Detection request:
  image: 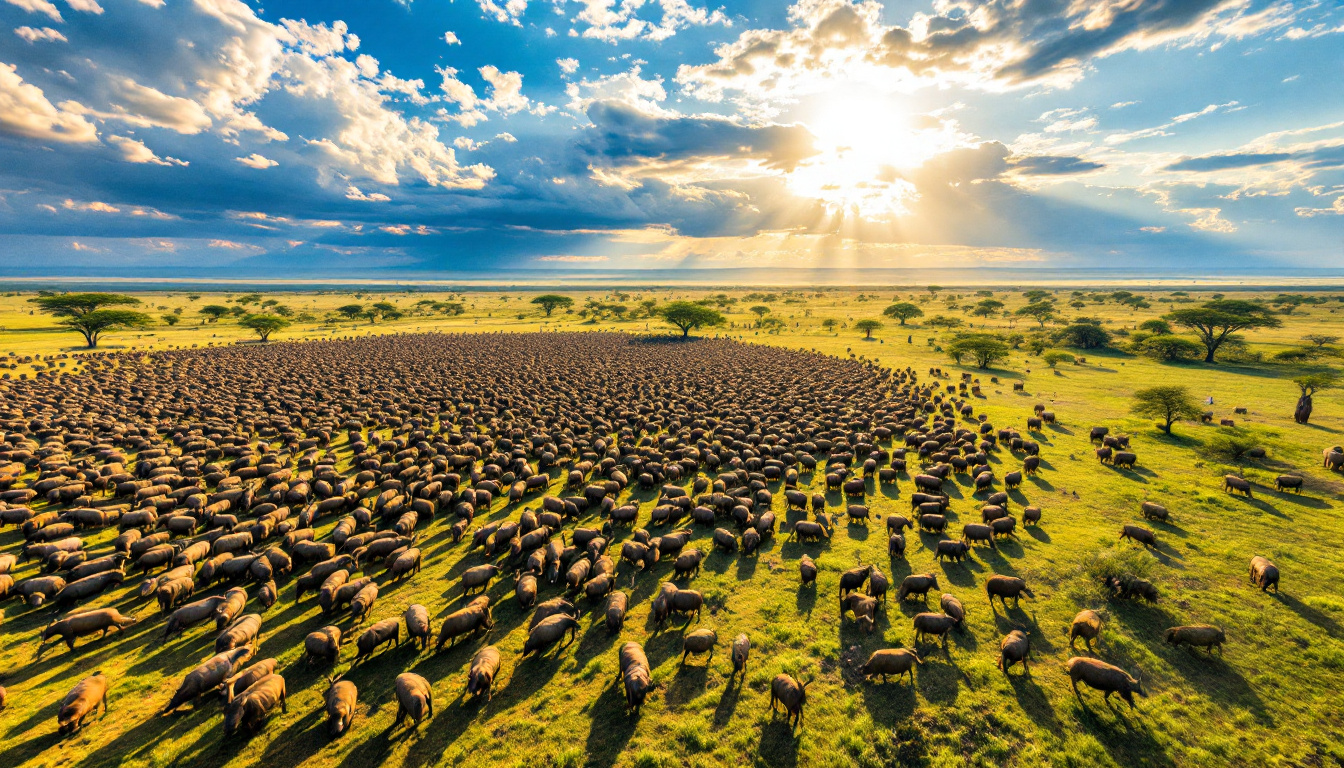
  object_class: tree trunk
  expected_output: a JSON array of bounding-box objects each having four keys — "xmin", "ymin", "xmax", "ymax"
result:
[
  {"xmin": 1295, "ymin": 393, "xmax": 1313, "ymax": 424},
  {"xmin": 83, "ymin": 330, "xmax": 98, "ymax": 348}
]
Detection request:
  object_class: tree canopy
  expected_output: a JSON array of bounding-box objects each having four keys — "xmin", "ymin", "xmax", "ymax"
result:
[
  {"xmin": 1165, "ymin": 300, "xmax": 1282, "ymax": 362},
  {"xmin": 29, "ymin": 293, "xmax": 150, "ymax": 348},
  {"xmin": 854, "ymin": 319, "xmax": 883, "ymax": 339},
  {"xmin": 531, "ymin": 294, "xmax": 574, "ymax": 316},
  {"xmin": 657, "ymin": 301, "xmax": 726, "ymax": 338},
  {"xmin": 947, "ymin": 333, "xmax": 1010, "ymax": 369},
  {"xmin": 239, "ymin": 314, "xmax": 291, "ymax": 342},
  {"xmin": 336, "ymin": 304, "xmax": 365, "ymax": 320},
  {"xmin": 1016, "ymin": 301, "xmax": 1056, "ymax": 327},
  {"xmin": 200, "ymin": 305, "xmax": 231, "ymax": 322},
  {"xmin": 1132, "ymin": 385, "xmax": 1204, "ymax": 434},
  {"xmin": 882, "ymin": 302, "xmax": 924, "ymax": 325},
  {"xmin": 1137, "ymin": 334, "xmax": 1204, "ymax": 362},
  {"xmin": 59, "ymin": 309, "xmax": 152, "ymax": 348},
  {"xmin": 29, "ymin": 292, "xmax": 140, "ymax": 317},
  {"xmin": 1054, "ymin": 322, "xmax": 1111, "ymax": 349},
  {"xmin": 1293, "ymin": 370, "xmax": 1339, "ymax": 424}
]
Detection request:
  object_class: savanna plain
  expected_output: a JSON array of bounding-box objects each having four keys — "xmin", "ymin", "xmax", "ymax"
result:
[{"xmin": 0, "ymin": 285, "xmax": 1342, "ymax": 768}]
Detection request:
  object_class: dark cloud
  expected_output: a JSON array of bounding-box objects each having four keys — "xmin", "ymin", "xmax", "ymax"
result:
[
  {"xmin": 578, "ymin": 101, "xmax": 819, "ymax": 172},
  {"xmin": 1164, "ymin": 143, "xmax": 1344, "ymax": 172},
  {"xmin": 1008, "ymin": 155, "xmax": 1107, "ymax": 175}
]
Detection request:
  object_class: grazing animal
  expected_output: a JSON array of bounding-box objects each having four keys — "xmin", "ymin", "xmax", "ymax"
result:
[
  {"xmin": 58, "ymin": 672, "xmax": 109, "ymax": 736},
  {"xmin": 466, "ymin": 646, "xmax": 502, "ymax": 702},
  {"xmin": 1274, "ymin": 475, "xmax": 1303, "ymax": 494},
  {"xmin": 1066, "ymin": 658, "xmax": 1144, "ymax": 708},
  {"xmin": 223, "ymin": 674, "xmax": 287, "ymax": 739},
  {"xmin": 391, "ymin": 673, "xmax": 433, "ymax": 730},
  {"xmin": 799, "ymin": 555, "xmax": 817, "ymax": 586},
  {"xmin": 986, "ymin": 575, "xmax": 1035, "ymax": 609},
  {"xmin": 1140, "ymin": 502, "xmax": 1169, "ymax": 522},
  {"xmin": 1249, "ymin": 556, "xmax": 1279, "ymax": 592},
  {"xmin": 354, "ymin": 619, "xmax": 400, "ymax": 663},
  {"xmin": 898, "ymin": 573, "xmax": 939, "ymax": 603},
  {"xmin": 162, "ymin": 647, "xmax": 254, "ymax": 714},
  {"xmin": 325, "ymin": 679, "xmax": 358, "ymax": 737},
  {"xmin": 861, "ymin": 648, "xmax": 920, "ymax": 684},
  {"xmin": 1164, "ymin": 624, "xmax": 1226, "ymax": 654},
  {"xmin": 912, "ymin": 613, "xmax": 958, "ymax": 646},
  {"xmin": 522, "ymin": 614, "xmax": 580, "ymax": 657},
  {"xmin": 769, "ymin": 674, "xmax": 811, "ymax": 729},
  {"xmin": 619, "ymin": 642, "xmax": 652, "ymax": 713},
  {"xmin": 681, "ymin": 628, "xmax": 717, "ymax": 664},
  {"xmin": 1069, "ymin": 610, "xmax": 1103, "ymax": 652},
  {"xmin": 435, "ymin": 596, "xmax": 493, "ymax": 651},
  {"xmin": 731, "ymin": 634, "xmax": 750, "ymax": 676},
  {"xmin": 1223, "ymin": 475, "xmax": 1253, "ymax": 497},
  {"xmin": 940, "ymin": 594, "xmax": 965, "ymax": 628},
  {"xmin": 998, "ymin": 630, "xmax": 1031, "ymax": 674},
  {"xmin": 1119, "ymin": 524, "xmax": 1157, "ymax": 548}
]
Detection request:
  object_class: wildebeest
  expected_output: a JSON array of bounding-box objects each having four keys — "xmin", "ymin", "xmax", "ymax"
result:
[
  {"xmin": 1164, "ymin": 624, "xmax": 1226, "ymax": 654},
  {"xmin": 861, "ymin": 648, "xmax": 920, "ymax": 684},
  {"xmin": 58, "ymin": 672, "xmax": 109, "ymax": 736},
  {"xmin": 681, "ymin": 628, "xmax": 717, "ymax": 664},
  {"xmin": 769, "ymin": 674, "xmax": 810, "ymax": 728},
  {"xmin": 1274, "ymin": 475, "xmax": 1303, "ymax": 493},
  {"xmin": 1249, "ymin": 556, "xmax": 1279, "ymax": 592},
  {"xmin": 1119, "ymin": 524, "xmax": 1157, "ymax": 548},
  {"xmin": 1069, "ymin": 609, "xmax": 1103, "ymax": 652},
  {"xmin": 986, "ymin": 575, "xmax": 1034, "ymax": 608},
  {"xmin": 223, "ymin": 674, "xmax": 287, "ymax": 739},
  {"xmin": 898, "ymin": 573, "xmax": 939, "ymax": 603},
  {"xmin": 1223, "ymin": 475, "xmax": 1253, "ymax": 497},
  {"xmin": 998, "ymin": 630, "xmax": 1030, "ymax": 674},
  {"xmin": 1066, "ymin": 657, "xmax": 1144, "ymax": 708}
]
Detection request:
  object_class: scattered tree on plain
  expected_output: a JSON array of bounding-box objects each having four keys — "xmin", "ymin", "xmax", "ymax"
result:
[
  {"xmin": 531, "ymin": 294, "xmax": 574, "ymax": 316},
  {"xmin": 1166, "ymin": 300, "xmax": 1282, "ymax": 363},
  {"xmin": 883, "ymin": 302, "xmax": 924, "ymax": 325},
  {"xmin": 239, "ymin": 314, "xmax": 291, "ymax": 342},
  {"xmin": 29, "ymin": 293, "xmax": 151, "ymax": 348},
  {"xmin": 1132, "ymin": 385, "xmax": 1204, "ymax": 434},
  {"xmin": 947, "ymin": 333, "xmax": 1010, "ymax": 369},
  {"xmin": 855, "ymin": 319, "xmax": 883, "ymax": 339},
  {"xmin": 1293, "ymin": 371, "xmax": 1338, "ymax": 425},
  {"xmin": 658, "ymin": 301, "xmax": 726, "ymax": 338}
]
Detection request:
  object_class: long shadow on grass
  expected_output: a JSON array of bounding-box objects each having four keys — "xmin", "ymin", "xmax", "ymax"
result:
[
  {"xmin": 583, "ymin": 680, "xmax": 639, "ymax": 768},
  {"xmin": 1067, "ymin": 698, "xmax": 1175, "ymax": 768},
  {"xmin": 757, "ymin": 719, "xmax": 801, "ymax": 768},
  {"xmin": 1277, "ymin": 592, "xmax": 1343, "ymax": 635}
]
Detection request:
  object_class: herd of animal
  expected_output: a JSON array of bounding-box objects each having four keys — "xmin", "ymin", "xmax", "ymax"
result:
[{"xmin": 0, "ymin": 331, "xmax": 1307, "ymax": 749}]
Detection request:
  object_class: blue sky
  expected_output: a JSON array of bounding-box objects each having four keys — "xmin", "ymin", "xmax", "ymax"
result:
[{"xmin": 0, "ymin": 0, "xmax": 1341, "ymax": 276}]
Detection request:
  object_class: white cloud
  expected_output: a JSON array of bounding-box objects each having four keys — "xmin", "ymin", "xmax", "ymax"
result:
[
  {"xmin": 477, "ymin": 0, "xmax": 528, "ymax": 26},
  {"xmin": 1295, "ymin": 196, "xmax": 1344, "ymax": 218},
  {"xmin": 494, "ymin": 132, "xmax": 516, "ymax": 142},
  {"xmin": 109, "ymin": 135, "xmax": 188, "ymax": 166},
  {"xmin": 14, "ymin": 26, "xmax": 66, "ymax": 43},
  {"xmin": 437, "ymin": 65, "xmax": 535, "ymax": 125},
  {"xmin": 1106, "ymin": 101, "xmax": 1241, "ymax": 145},
  {"xmin": 557, "ymin": 57, "xmax": 580, "ymax": 75},
  {"xmin": 64, "ymin": 199, "xmax": 119, "ymax": 213},
  {"xmin": 345, "ymin": 184, "xmax": 390, "ymax": 202},
  {"xmin": 566, "ymin": 65, "xmax": 667, "ymax": 113},
  {"xmin": 568, "ymin": 0, "xmax": 728, "ymax": 43},
  {"xmin": 0, "ymin": 63, "xmax": 97, "ymax": 144},
  {"xmin": 443, "ymin": 31, "xmax": 460, "ymax": 45},
  {"xmin": 281, "ymin": 18, "xmax": 359, "ymax": 57},
  {"xmin": 235, "ymin": 153, "xmax": 278, "ymax": 169},
  {"xmin": 64, "ymin": 0, "xmax": 102, "ymax": 13},
  {"xmin": 4, "ymin": 0, "xmax": 63, "ymax": 23},
  {"xmin": 536, "ymin": 254, "xmax": 608, "ymax": 262}
]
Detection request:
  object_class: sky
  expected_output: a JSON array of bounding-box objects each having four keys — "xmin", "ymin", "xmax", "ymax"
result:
[{"xmin": 0, "ymin": 0, "xmax": 1341, "ymax": 277}]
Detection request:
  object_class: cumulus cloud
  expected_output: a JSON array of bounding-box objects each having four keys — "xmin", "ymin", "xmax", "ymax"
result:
[
  {"xmin": 345, "ymin": 184, "xmax": 390, "ymax": 201},
  {"xmin": 5, "ymin": 0, "xmax": 64, "ymax": 23},
  {"xmin": 109, "ymin": 135, "xmax": 188, "ymax": 166},
  {"xmin": 443, "ymin": 31, "xmax": 460, "ymax": 45},
  {"xmin": 477, "ymin": 0, "xmax": 528, "ymax": 26},
  {"xmin": 14, "ymin": 26, "xmax": 66, "ymax": 43},
  {"xmin": 0, "ymin": 63, "xmax": 97, "ymax": 144},
  {"xmin": 570, "ymin": 0, "xmax": 729, "ymax": 43},
  {"xmin": 235, "ymin": 153, "xmax": 278, "ymax": 168},
  {"xmin": 677, "ymin": 0, "xmax": 1298, "ymax": 109}
]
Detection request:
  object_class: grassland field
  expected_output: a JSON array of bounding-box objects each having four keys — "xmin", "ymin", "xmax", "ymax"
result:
[{"xmin": 0, "ymin": 285, "xmax": 1342, "ymax": 768}]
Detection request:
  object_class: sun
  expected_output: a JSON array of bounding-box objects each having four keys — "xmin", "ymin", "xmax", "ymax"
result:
[{"xmin": 786, "ymin": 91, "xmax": 954, "ymax": 220}]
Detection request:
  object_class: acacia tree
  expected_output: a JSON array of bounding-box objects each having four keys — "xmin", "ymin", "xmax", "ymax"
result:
[
  {"xmin": 1132, "ymin": 385, "xmax": 1203, "ymax": 434},
  {"xmin": 750, "ymin": 305, "xmax": 771, "ymax": 326},
  {"xmin": 240, "ymin": 314, "xmax": 291, "ymax": 342},
  {"xmin": 948, "ymin": 333, "xmax": 1010, "ymax": 369},
  {"xmin": 29, "ymin": 293, "xmax": 151, "ymax": 348},
  {"xmin": 855, "ymin": 319, "xmax": 883, "ymax": 339},
  {"xmin": 531, "ymin": 294, "xmax": 574, "ymax": 316},
  {"xmin": 200, "ymin": 305, "xmax": 231, "ymax": 323},
  {"xmin": 1293, "ymin": 371, "xmax": 1338, "ymax": 424},
  {"xmin": 883, "ymin": 302, "xmax": 924, "ymax": 325},
  {"xmin": 1165, "ymin": 300, "xmax": 1282, "ymax": 363},
  {"xmin": 1016, "ymin": 302, "xmax": 1056, "ymax": 328},
  {"xmin": 336, "ymin": 304, "xmax": 365, "ymax": 321},
  {"xmin": 658, "ymin": 301, "xmax": 726, "ymax": 338}
]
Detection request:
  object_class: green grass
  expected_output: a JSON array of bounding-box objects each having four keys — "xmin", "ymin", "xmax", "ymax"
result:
[{"xmin": 1, "ymin": 286, "xmax": 1343, "ymax": 768}]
